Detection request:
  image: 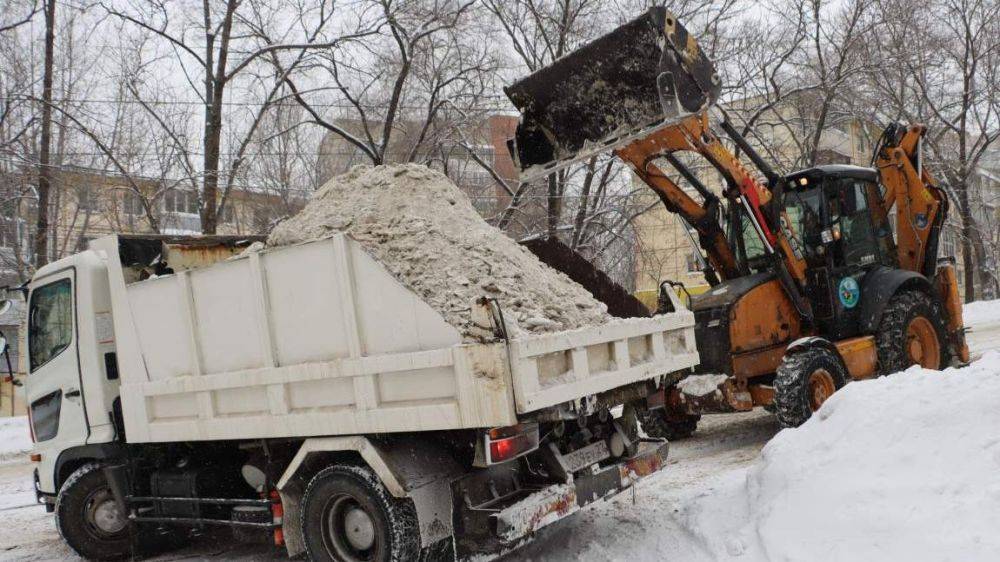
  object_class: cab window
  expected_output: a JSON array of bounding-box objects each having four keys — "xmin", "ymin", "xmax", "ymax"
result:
[
  {"xmin": 836, "ymin": 180, "xmax": 880, "ymax": 267},
  {"xmin": 783, "ymin": 186, "xmax": 824, "ymax": 261},
  {"xmin": 29, "ymin": 278, "xmax": 73, "ymax": 372}
]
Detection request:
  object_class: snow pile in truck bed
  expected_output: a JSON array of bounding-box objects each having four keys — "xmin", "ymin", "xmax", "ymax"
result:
[
  {"xmin": 680, "ymin": 353, "xmax": 1000, "ymax": 562},
  {"xmin": 0, "ymin": 416, "xmax": 31, "ymax": 464},
  {"xmin": 268, "ymin": 164, "xmax": 610, "ymax": 341}
]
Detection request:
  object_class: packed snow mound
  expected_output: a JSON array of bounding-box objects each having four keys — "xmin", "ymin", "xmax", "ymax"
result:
[
  {"xmin": 682, "ymin": 354, "xmax": 1000, "ymax": 562},
  {"xmin": 268, "ymin": 164, "xmax": 610, "ymax": 341},
  {"xmin": 963, "ymin": 298, "xmax": 1000, "ymax": 327},
  {"xmin": 0, "ymin": 416, "xmax": 31, "ymax": 464}
]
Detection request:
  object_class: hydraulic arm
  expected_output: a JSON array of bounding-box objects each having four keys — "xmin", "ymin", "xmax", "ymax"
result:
[
  {"xmin": 872, "ymin": 124, "xmax": 948, "ymax": 278},
  {"xmin": 614, "ymin": 113, "xmax": 813, "ymax": 318}
]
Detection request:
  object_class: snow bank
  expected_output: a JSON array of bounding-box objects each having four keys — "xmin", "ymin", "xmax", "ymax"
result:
[
  {"xmin": 963, "ymin": 298, "xmax": 1000, "ymax": 327},
  {"xmin": 0, "ymin": 416, "xmax": 32, "ymax": 464},
  {"xmin": 268, "ymin": 164, "xmax": 610, "ymax": 341},
  {"xmin": 682, "ymin": 354, "xmax": 1000, "ymax": 562}
]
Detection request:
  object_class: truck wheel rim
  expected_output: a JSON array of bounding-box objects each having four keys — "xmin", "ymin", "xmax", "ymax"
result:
[
  {"xmin": 85, "ymin": 488, "xmax": 127, "ymax": 537},
  {"xmin": 808, "ymin": 369, "xmax": 835, "ymax": 412},
  {"xmin": 906, "ymin": 317, "xmax": 940, "ymax": 369},
  {"xmin": 322, "ymin": 494, "xmax": 377, "ymax": 561}
]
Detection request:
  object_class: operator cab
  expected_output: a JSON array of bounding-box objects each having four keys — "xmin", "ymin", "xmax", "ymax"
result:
[{"xmin": 780, "ymin": 165, "xmax": 897, "ymax": 339}]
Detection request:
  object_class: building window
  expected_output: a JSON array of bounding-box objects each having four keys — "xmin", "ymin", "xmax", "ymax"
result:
[
  {"xmin": 76, "ymin": 186, "xmax": 101, "ymax": 212},
  {"xmin": 220, "ymin": 203, "xmax": 235, "ymax": 224},
  {"xmin": 164, "ymin": 190, "xmax": 199, "ymax": 215},
  {"xmin": 470, "ymin": 197, "xmax": 495, "ymax": 217},
  {"xmin": 686, "ymin": 251, "xmax": 702, "ymax": 273},
  {"xmin": 122, "ymin": 191, "xmax": 145, "ymax": 216}
]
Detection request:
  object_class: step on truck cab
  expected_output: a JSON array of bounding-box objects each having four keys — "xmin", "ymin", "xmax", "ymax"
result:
[{"xmin": 17, "ymin": 233, "xmax": 699, "ymax": 561}]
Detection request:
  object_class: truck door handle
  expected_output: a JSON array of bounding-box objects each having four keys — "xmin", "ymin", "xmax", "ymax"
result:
[{"xmin": 65, "ymin": 389, "xmax": 81, "ymax": 398}]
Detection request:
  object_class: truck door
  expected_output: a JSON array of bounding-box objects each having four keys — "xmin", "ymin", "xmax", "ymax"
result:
[{"xmin": 25, "ymin": 270, "xmax": 89, "ymax": 457}]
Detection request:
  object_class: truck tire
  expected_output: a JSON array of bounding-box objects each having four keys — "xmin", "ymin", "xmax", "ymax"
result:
[
  {"xmin": 301, "ymin": 464, "xmax": 420, "ymax": 562},
  {"xmin": 636, "ymin": 408, "xmax": 700, "ymax": 440},
  {"xmin": 774, "ymin": 346, "xmax": 847, "ymax": 428},
  {"xmin": 876, "ymin": 290, "xmax": 948, "ymax": 375},
  {"xmin": 55, "ymin": 463, "xmax": 132, "ymax": 561}
]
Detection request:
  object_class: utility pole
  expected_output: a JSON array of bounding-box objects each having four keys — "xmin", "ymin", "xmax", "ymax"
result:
[{"xmin": 34, "ymin": 0, "xmax": 56, "ymax": 268}]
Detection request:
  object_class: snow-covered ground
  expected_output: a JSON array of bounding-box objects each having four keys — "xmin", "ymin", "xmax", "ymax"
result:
[
  {"xmin": 0, "ymin": 416, "xmax": 32, "ymax": 464},
  {"xmin": 2, "ymin": 303, "xmax": 1000, "ymax": 562},
  {"xmin": 964, "ymin": 298, "xmax": 1000, "ymax": 358},
  {"xmin": 680, "ymin": 354, "xmax": 1000, "ymax": 562}
]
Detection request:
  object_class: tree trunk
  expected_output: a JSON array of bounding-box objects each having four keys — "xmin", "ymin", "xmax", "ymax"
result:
[
  {"xmin": 959, "ymin": 180, "xmax": 976, "ymax": 302},
  {"xmin": 200, "ymin": 0, "xmax": 236, "ymax": 235},
  {"xmin": 34, "ymin": 0, "xmax": 56, "ymax": 268},
  {"xmin": 970, "ymin": 220, "xmax": 996, "ymax": 299}
]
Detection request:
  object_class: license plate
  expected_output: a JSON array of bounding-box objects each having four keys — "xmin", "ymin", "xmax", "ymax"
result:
[{"xmin": 558, "ymin": 440, "xmax": 610, "ymax": 474}]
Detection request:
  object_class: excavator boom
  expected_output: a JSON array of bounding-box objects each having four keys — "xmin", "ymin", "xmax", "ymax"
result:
[{"xmin": 503, "ymin": 8, "xmax": 970, "ymax": 428}]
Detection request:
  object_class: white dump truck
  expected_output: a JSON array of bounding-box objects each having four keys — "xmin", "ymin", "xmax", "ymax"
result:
[{"xmin": 15, "ymin": 233, "xmax": 698, "ymax": 561}]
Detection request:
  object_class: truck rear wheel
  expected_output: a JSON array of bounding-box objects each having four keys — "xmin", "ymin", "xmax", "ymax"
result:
[
  {"xmin": 774, "ymin": 347, "xmax": 847, "ymax": 428},
  {"xmin": 56, "ymin": 463, "xmax": 132, "ymax": 561},
  {"xmin": 877, "ymin": 290, "xmax": 948, "ymax": 374},
  {"xmin": 301, "ymin": 464, "xmax": 420, "ymax": 562}
]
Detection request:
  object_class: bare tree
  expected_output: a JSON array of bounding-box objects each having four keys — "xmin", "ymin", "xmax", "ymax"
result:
[
  {"xmin": 870, "ymin": 0, "xmax": 1000, "ymax": 300},
  {"xmin": 104, "ymin": 0, "xmax": 361, "ymax": 234},
  {"xmin": 0, "ymin": 0, "xmax": 41, "ymax": 34},
  {"xmin": 33, "ymin": 0, "xmax": 56, "ymax": 267},
  {"xmin": 285, "ymin": 0, "xmax": 495, "ymax": 174}
]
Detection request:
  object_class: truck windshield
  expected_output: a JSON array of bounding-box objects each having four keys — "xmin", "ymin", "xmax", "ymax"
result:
[{"xmin": 29, "ymin": 278, "xmax": 73, "ymax": 372}]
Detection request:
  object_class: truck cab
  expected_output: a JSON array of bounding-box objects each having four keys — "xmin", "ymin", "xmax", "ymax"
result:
[{"xmin": 24, "ymin": 249, "xmax": 123, "ymax": 504}]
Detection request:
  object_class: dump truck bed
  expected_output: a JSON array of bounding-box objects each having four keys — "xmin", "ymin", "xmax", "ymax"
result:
[{"xmin": 90, "ymin": 234, "xmax": 697, "ymax": 444}]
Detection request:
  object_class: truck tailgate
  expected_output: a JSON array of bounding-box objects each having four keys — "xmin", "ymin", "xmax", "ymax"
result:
[{"xmin": 508, "ymin": 312, "xmax": 697, "ymax": 413}]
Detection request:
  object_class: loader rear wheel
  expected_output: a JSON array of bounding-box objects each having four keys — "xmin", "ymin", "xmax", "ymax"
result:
[
  {"xmin": 636, "ymin": 408, "xmax": 700, "ymax": 441},
  {"xmin": 302, "ymin": 464, "xmax": 420, "ymax": 562},
  {"xmin": 774, "ymin": 347, "xmax": 847, "ymax": 428},
  {"xmin": 56, "ymin": 463, "xmax": 132, "ymax": 561},
  {"xmin": 876, "ymin": 290, "xmax": 948, "ymax": 375}
]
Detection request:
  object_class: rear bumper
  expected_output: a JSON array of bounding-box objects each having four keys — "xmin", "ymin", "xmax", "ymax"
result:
[{"xmin": 493, "ymin": 439, "xmax": 669, "ymax": 542}]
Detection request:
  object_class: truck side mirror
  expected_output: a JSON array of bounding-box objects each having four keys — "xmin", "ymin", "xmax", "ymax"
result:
[{"xmin": 0, "ymin": 299, "xmax": 12, "ymax": 317}]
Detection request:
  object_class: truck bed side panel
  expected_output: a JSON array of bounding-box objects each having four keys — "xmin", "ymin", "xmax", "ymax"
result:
[{"xmin": 97, "ymin": 235, "xmax": 518, "ymax": 443}]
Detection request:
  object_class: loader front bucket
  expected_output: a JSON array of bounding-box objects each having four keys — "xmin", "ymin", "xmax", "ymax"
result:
[{"xmin": 504, "ymin": 8, "xmax": 721, "ymax": 182}]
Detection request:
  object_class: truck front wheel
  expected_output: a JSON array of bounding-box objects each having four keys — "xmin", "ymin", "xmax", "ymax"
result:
[
  {"xmin": 56, "ymin": 463, "xmax": 132, "ymax": 561},
  {"xmin": 301, "ymin": 464, "xmax": 420, "ymax": 562}
]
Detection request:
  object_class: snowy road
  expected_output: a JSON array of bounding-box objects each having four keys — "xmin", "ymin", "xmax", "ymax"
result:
[{"xmin": 2, "ymin": 312, "xmax": 999, "ymax": 562}]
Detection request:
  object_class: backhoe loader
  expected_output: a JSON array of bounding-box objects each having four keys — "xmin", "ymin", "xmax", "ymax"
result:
[{"xmin": 504, "ymin": 8, "xmax": 970, "ymax": 430}]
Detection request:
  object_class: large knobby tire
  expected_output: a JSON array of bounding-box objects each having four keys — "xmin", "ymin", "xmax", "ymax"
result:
[
  {"xmin": 301, "ymin": 464, "xmax": 420, "ymax": 562},
  {"xmin": 876, "ymin": 290, "xmax": 949, "ymax": 375},
  {"xmin": 636, "ymin": 408, "xmax": 700, "ymax": 440},
  {"xmin": 56, "ymin": 463, "xmax": 132, "ymax": 561},
  {"xmin": 774, "ymin": 347, "xmax": 848, "ymax": 428}
]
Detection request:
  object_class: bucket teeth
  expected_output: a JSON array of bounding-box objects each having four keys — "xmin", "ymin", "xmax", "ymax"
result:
[{"xmin": 504, "ymin": 8, "xmax": 721, "ymax": 182}]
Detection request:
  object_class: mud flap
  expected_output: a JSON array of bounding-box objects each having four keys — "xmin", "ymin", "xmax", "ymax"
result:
[{"xmin": 504, "ymin": 7, "xmax": 721, "ymax": 180}]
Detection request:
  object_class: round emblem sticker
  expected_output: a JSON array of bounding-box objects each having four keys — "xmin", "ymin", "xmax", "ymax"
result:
[{"xmin": 838, "ymin": 277, "xmax": 860, "ymax": 309}]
